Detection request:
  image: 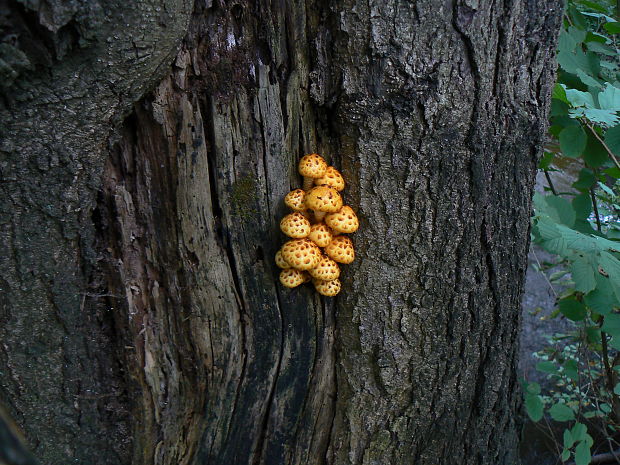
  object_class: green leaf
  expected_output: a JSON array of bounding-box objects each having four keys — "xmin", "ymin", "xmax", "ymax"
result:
[
  {"xmin": 551, "ymin": 98, "xmax": 570, "ymax": 117},
  {"xmin": 559, "ymin": 298, "xmax": 587, "ymax": 321},
  {"xmin": 602, "ymin": 314, "xmax": 620, "ymax": 337},
  {"xmin": 585, "ymin": 288, "xmax": 617, "ymax": 315},
  {"xmin": 563, "ymin": 428, "xmax": 575, "ymax": 449},
  {"xmin": 525, "ymin": 393, "xmax": 544, "ymax": 421},
  {"xmin": 571, "ymin": 422, "xmax": 587, "ymax": 442},
  {"xmin": 564, "ymin": 359, "xmax": 579, "ymax": 381},
  {"xmin": 584, "ymin": 132, "xmax": 611, "ymax": 166},
  {"xmin": 558, "ymin": 48, "xmax": 589, "ymax": 75},
  {"xmin": 576, "ymin": 69, "xmax": 602, "ymax": 88},
  {"xmin": 573, "ymin": 107, "xmax": 620, "ymax": 126},
  {"xmin": 536, "ymin": 361, "xmax": 559, "ymax": 374},
  {"xmin": 553, "ymin": 83, "xmax": 569, "ymax": 103},
  {"xmin": 599, "ymin": 251, "xmax": 620, "ymax": 300},
  {"xmin": 575, "ymin": 439, "xmax": 591, "ymax": 465},
  {"xmin": 605, "ymin": 125, "xmax": 620, "ymax": 156},
  {"xmin": 587, "ymin": 41, "xmax": 617, "ymax": 57},
  {"xmin": 572, "ymin": 193, "xmax": 592, "ymax": 220},
  {"xmin": 577, "ymin": 0, "xmax": 608, "ymax": 12},
  {"xmin": 604, "ymin": 21, "xmax": 620, "ymax": 34},
  {"xmin": 539, "ymin": 152, "xmax": 555, "ymax": 170},
  {"xmin": 561, "ymin": 448, "xmax": 571, "ymax": 462},
  {"xmin": 598, "ymin": 84, "xmax": 620, "ymax": 110},
  {"xmin": 560, "ymin": 125, "xmax": 588, "ymax": 158},
  {"xmin": 571, "ymin": 257, "xmax": 597, "ymax": 293},
  {"xmin": 572, "ymin": 169, "xmax": 596, "ymax": 191},
  {"xmin": 559, "ymin": 29, "xmax": 579, "ymax": 54},
  {"xmin": 549, "ymin": 403, "xmax": 576, "ymax": 421},
  {"xmin": 613, "ymin": 383, "xmax": 620, "ymax": 395},
  {"xmin": 526, "ymin": 381, "xmax": 541, "ymax": 395},
  {"xmin": 565, "ymin": 87, "xmax": 596, "ymax": 108}
]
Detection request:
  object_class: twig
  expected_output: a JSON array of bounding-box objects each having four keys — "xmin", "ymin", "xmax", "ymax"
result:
[
  {"xmin": 583, "ymin": 120, "xmax": 620, "ymax": 171},
  {"xmin": 591, "ymin": 186, "xmax": 603, "ymax": 232},
  {"xmin": 545, "ymin": 170, "xmax": 559, "ymax": 195},
  {"xmin": 532, "ymin": 249, "xmax": 559, "ymax": 298}
]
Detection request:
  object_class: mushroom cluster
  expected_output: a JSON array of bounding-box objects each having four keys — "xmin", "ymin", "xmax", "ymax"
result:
[{"xmin": 276, "ymin": 153, "xmax": 359, "ymax": 297}]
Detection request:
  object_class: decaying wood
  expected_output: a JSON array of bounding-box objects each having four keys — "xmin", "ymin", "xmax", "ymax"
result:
[{"xmin": 1, "ymin": 0, "xmax": 562, "ymax": 464}]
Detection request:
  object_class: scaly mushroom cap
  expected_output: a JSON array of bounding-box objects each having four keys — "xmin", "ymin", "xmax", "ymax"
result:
[
  {"xmin": 284, "ymin": 189, "xmax": 306, "ymax": 212},
  {"xmin": 313, "ymin": 278, "xmax": 341, "ymax": 296},
  {"xmin": 298, "ymin": 153, "xmax": 328, "ymax": 179},
  {"xmin": 275, "ymin": 249, "xmax": 290, "ymax": 269},
  {"xmin": 308, "ymin": 223, "xmax": 333, "ymax": 248},
  {"xmin": 280, "ymin": 269, "xmax": 309, "ymax": 288},
  {"xmin": 315, "ymin": 166, "xmax": 345, "ymax": 191},
  {"xmin": 325, "ymin": 206, "xmax": 359, "ymax": 234},
  {"xmin": 324, "ymin": 236, "xmax": 355, "ymax": 264},
  {"xmin": 308, "ymin": 256, "xmax": 341, "ymax": 281},
  {"xmin": 281, "ymin": 239, "xmax": 322, "ymax": 270},
  {"xmin": 304, "ymin": 186, "xmax": 343, "ymax": 213},
  {"xmin": 280, "ymin": 212, "xmax": 311, "ymax": 238}
]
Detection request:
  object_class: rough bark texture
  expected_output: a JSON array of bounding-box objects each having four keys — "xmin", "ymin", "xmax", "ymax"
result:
[{"xmin": 0, "ymin": 1, "xmax": 562, "ymax": 465}]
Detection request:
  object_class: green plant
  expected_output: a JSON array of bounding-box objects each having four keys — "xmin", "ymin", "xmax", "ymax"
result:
[{"xmin": 524, "ymin": 0, "xmax": 620, "ymax": 464}]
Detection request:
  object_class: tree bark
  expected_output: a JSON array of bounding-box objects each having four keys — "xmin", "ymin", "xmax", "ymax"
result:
[{"xmin": 0, "ymin": 1, "xmax": 562, "ymax": 465}]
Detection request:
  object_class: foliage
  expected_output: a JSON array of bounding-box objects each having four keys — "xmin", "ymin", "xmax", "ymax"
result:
[{"xmin": 524, "ymin": 0, "xmax": 620, "ymax": 463}]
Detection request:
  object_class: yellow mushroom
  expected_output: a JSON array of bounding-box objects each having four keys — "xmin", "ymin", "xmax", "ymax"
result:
[
  {"xmin": 304, "ymin": 186, "xmax": 343, "ymax": 222},
  {"xmin": 324, "ymin": 236, "xmax": 355, "ymax": 264},
  {"xmin": 298, "ymin": 154, "xmax": 328, "ymax": 191},
  {"xmin": 281, "ymin": 238, "xmax": 322, "ymax": 270},
  {"xmin": 308, "ymin": 223, "xmax": 333, "ymax": 248},
  {"xmin": 275, "ymin": 249, "xmax": 290, "ymax": 269},
  {"xmin": 325, "ymin": 206, "xmax": 359, "ymax": 234},
  {"xmin": 308, "ymin": 256, "xmax": 341, "ymax": 281},
  {"xmin": 315, "ymin": 166, "xmax": 345, "ymax": 192},
  {"xmin": 280, "ymin": 212, "xmax": 311, "ymax": 238},
  {"xmin": 313, "ymin": 278, "xmax": 341, "ymax": 296},
  {"xmin": 280, "ymin": 269, "xmax": 310, "ymax": 288}
]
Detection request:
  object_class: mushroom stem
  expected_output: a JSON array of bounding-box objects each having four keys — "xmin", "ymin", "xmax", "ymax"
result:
[
  {"xmin": 314, "ymin": 210, "xmax": 327, "ymax": 222},
  {"xmin": 303, "ymin": 176, "xmax": 314, "ymax": 192}
]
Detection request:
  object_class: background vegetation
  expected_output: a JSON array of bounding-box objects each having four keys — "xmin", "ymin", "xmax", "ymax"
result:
[{"xmin": 524, "ymin": 0, "xmax": 620, "ymax": 463}]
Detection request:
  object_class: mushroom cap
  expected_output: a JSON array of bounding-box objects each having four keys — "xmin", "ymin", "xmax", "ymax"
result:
[
  {"xmin": 284, "ymin": 189, "xmax": 306, "ymax": 212},
  {"xmin": 281, "ymin": 238, "xmax": 322, "ymax": 270},
  {"xmin": 313, "ymin": 278, "xmax": 341, "ymax": 296},
  {"xmin": 275, "ymin": 249, "xmax": 290, "ymax": 269},
  {"xmin": 280, "ymin": 212, "xmax": 311, "ymax": 238},
  {"xmin": 325, "ymin": 206, "xmax": 359, "ymax": 234},
  {"xmin": 308, "ymin": 256, "xmax": 341, "ymax": 281},
  {"xmin": 315, "ymin": 166, "xmax": 345, "ymax": 191},
  {"xmin": 304, "ymin": 186, "xmax": 343, "ymax": 213},
  {"xmin": 280, "ymin": 269, "xmax": 309, "ymax": 288},
  {"xmin": 298, "ymin": 153, "xmax": 328, "ymax": 179},
  {"xmin": 324, "ymin": 236, "xmax": 355, "ymax": 264},
  {"xmin": 308, "ymin": 223, "xmax": 333, "ymax": 248}
]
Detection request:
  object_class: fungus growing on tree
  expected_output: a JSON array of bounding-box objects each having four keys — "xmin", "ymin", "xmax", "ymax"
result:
[
  {"xmin": 313, "ymin": 278, "xmax": 341, "ymax": 297},
  {"xmin": 304, "ymin": 185, "xmax": 342, "ymax": 222},
  {"xmin": 284, "ymin": 189, "xmax": 306, "ymax": 212},
  {"xmin": 298, "ymin": 153, "xmax": 328, "ymax": 191},
  {"xmin": 280, "ymin": 269, "xmax": 310, "ymax": 288},
  {"xmin": 308, "ymin": 223, "xmax": 333, "ymax": 248},
  {"xmin": 275, "ymin": 153, "xmax": 358, "ymax": 296},
  {"xmin": 324, "ymin": 236, "xmax": 355, "ymax": 264},
  {"xmin": 308, "ymin": 255, "xmax": 340, "ymax": 281},
  {"xmin": 280, "ymin": 239, "xmax": 322, "ymax": 270},
  {"xmin": 325, "ymin": 205, "xmax": 359, "ymax": 234},
  {"xmin": 280, "ymin": 212, "xmax": 311, "ymax": 238},
  {"xmin": 275, "ymin": 249, "xmax": 290, "ymax": 269},
  {"xmin": 315, "ymin": 166, "xmax": 345, "ymax": 191}
]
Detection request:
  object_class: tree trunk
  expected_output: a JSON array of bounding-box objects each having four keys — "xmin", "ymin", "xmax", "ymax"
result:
[{"xmin": 0, "ymin": 1, "xmax": 562, "ymax": 465}]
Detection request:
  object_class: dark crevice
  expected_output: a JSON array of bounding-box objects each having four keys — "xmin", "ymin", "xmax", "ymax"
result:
[{"xmin": 252, "ymin": 86, "xmax": 285, "ymax": 465}]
